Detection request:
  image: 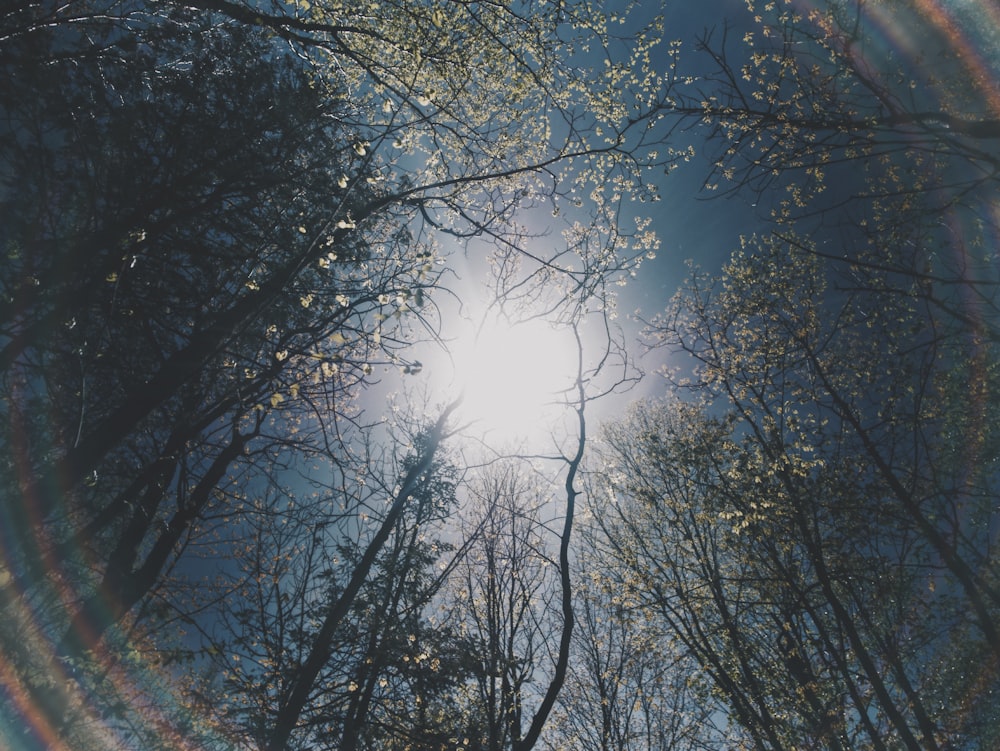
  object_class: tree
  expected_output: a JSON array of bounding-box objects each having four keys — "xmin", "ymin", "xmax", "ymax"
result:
[
  {"xmin": 444, "ymin": 463, "xmax": 559, "ymax": 751},
  {"xmin": 2, "ymin": 0, "xmax": 666, "ymax": 744},
  {"xmin": 198, "ymin": 404, "xmax": 468, "ymax": 751},
  {"xmin": 648, "ymin": 0, "xmax": 1000, "ymax": 349},
  {"xmin": 547, "ymin": 527, "xmax": 717, "ymax": 751},
  {"xmin": 0, "ymin": 11, "xmax": 451, "ymax": 739},
  {"xmin": 654, "ymin": 1, "xmax": 1000, "ymax": 213},
  {"xmin": 596, "ymin": 235, "xmax": 999, "ymax": 749}
]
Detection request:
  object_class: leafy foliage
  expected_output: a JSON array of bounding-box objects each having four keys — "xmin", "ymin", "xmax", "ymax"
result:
[
  {"xmin": 593, "ymin": 233, "xmax": 999, "ymax": 749},
  {"xmin": 2, "ymin": 1, "xmax": 998, "ymax": 750}
]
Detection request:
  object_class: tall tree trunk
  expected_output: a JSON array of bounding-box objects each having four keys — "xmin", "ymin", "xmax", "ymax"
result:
[
  {"xmin": 265, "ymin": 401, "xmax": 458, "ymax": 751},
  {"xmin": 513, "ymin": 364, "xmax": 584, "ymax": 751}
]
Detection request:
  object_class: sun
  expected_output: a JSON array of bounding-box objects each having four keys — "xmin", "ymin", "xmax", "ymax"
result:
[{"xmin": 449, "ymin": 311, "xmax": 579, "ymax": 446}]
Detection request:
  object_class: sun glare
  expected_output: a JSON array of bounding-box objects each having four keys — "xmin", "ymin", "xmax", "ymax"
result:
[{"xmin": 450, "ymin": 312, "xmax": 578, "ymax": 445}]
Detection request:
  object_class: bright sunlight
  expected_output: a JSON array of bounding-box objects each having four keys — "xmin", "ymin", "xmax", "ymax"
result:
[{"xmin": 449, "ymin": 311, "xmax": 579, "ymax": 446}]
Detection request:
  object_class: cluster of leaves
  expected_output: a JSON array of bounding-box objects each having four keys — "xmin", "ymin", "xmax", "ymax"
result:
[{"xmin": 654, "ymin": 0, "xmax": 1000, "ymax": 223}]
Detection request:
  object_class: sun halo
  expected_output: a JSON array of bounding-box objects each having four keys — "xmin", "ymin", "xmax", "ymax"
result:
[{"xmin": 449, "ymin": 312, "xmax": 578, "ymax": 446}]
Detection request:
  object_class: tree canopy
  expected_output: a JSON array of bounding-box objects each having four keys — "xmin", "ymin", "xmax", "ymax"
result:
[{"xmin": 1, "ymin": 1, "xmax": 997, "ymax": 749}]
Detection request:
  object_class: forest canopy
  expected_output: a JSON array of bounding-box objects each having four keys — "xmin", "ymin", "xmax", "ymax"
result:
[{"xmin": 1, "ymin": 1, "xmax": 997, "ymax": 750}]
